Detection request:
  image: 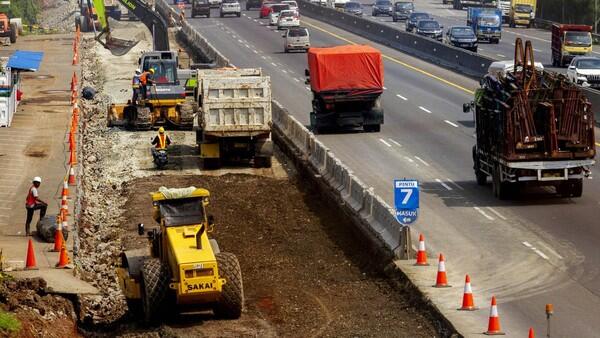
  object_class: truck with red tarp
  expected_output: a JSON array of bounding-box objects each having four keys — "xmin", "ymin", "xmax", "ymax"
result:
[{"xmin": 306, "ymin": 45, "xmax": 384, "ymax": 133}]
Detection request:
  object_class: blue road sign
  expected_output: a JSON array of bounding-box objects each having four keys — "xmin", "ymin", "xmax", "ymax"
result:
[{"xmin": 394, "ymin": 179, "xmax": 419, "ymax": 225}]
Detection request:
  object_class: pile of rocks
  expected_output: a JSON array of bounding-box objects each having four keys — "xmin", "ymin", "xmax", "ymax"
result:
[{"xmin": 39, "ymin": 0, "xmax": 79, "ymax": 32}]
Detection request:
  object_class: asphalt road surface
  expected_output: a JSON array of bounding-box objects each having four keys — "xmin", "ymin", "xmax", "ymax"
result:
[{"xmin": 175, "ymin": 2, "xmax": 600, "ymax": 336}]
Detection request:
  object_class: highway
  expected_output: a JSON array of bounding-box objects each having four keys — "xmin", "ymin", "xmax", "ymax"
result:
[{"xmin": 175, "ymin": 2, "xmax": 600, "ymax": 336}]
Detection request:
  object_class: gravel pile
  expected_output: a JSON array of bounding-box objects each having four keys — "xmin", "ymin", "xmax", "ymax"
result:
[{"xmin": 39, "ymin": 0, "xmax": 79, "ymax": 32}]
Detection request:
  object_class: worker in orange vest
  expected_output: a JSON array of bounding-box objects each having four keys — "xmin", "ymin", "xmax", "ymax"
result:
[
  {"xmin": 25, "ymin": 177, "xmax": 47, "ymax": 236},
  {"xmin": 139, "ymin": 68, "xmax": 155, "ymax": 100},
  {"xmin": 151, "ymin": 127, "xmax": 171, "ymax": 150}
]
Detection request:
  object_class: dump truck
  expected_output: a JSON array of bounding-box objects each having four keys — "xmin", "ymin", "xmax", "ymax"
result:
[
  {"xmin": 508, "ymin": 0, "xmax": 536, "ymax": 28},
  {"xmin": 117, "ymin": 187, "xmax": 243, "ymax": 323},
  {"xmin": 465, "ymin": 39, "xmax": 595, "ymax": 199},
  {"xmin": 467, "ymin": 7, "xmax": 502, "ymax": 43},
  {"xmin": 551, "ymin": 24, "xmax": 593, "ymax": 68},
  {"xmin": 306, "ymin": 45, "xmax": 384, "ymax": 133},
  {"xmin": 194, "ymin": 68, "xmax": 273, "ymax": 168}
]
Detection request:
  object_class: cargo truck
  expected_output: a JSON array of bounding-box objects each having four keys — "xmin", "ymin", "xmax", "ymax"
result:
[
  {"xmin": 194, "ymin": 68, "xmax": 273, "ymax": 168},
  {"xmin": 508, "ymin": 0, "xmax": 536, "ymax": 28},
  {"xmin": 453, "ymin": 0, "xmax": 497, "ymax": 10},
  {"xmin": 306, "ymin": 45, "xmax": 384, "ymax": 133},
  {"xmin": 551, "ymin": 24, "xmax": 593, "ymax": 67},
  {"xmin": 465, "ymin": 39, "xmax": 595, "ymax": 199},
  {"xmin": 467, "ymin": 7, "xmax": 501, "ymax": 43}
]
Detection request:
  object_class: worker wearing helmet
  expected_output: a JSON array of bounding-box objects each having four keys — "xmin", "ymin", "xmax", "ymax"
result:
[
  {"xmin": 139, "ymin": 68, "xmax": 155, "ymax": 100},
  {"xmin": 152, "ymin": 127, "xmax": 171, "ymax": 150},
  {"xmin": 132, "ymin": 69, "xmax": 142, "ymax": 104},
  {"xmin": 25, "ymin": 177, "xmax": 47, "ymax": 237}
]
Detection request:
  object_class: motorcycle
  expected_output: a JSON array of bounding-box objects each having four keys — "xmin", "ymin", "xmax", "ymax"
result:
[{"xmin": 152, "ymin": 147, "xmax": 168, "ymax": 169}]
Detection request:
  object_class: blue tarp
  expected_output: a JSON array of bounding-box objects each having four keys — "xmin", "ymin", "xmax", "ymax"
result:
[{"xmin": 7, "ymin": 50, "xmax": 44, "ymax": 72}]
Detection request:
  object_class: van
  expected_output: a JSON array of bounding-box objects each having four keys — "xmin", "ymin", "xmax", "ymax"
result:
[{"xmin": 283, "ymin": 27, "xmax": 310, "ymax": 53}]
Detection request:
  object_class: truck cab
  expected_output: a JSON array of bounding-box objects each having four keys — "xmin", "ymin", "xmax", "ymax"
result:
[
  {"xmin": 468, "ymin": 7, "xmax": 501, "ymax": 43},
  {"xmin": 509, "ymin": 0, "xmax": 536, "ymax": 28},
  {"xmin": 551, "ymin": 24, "xmax": 593, "ymax": 67}
]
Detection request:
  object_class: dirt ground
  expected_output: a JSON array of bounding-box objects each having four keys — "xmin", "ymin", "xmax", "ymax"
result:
[{"xmin": 108, "ymin": 173, "xmax": 439, "ymax": 337}]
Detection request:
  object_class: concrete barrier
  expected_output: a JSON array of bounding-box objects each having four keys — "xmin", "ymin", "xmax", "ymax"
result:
[
  {"xmin": 297, "ymin": 0, "xmax": 494, "ymax": 78},
  {"xmin": 310, "ymin": 139, "xmax": 328, "ymax": 174},
  {"xmin": 344, "ymin": 174, "xmax": 366, "ymax": 212}
]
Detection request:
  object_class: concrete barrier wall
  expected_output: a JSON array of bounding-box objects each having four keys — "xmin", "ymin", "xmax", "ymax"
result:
[{"xmin": 297, "ymin": 0, "xmax": 494, "ymax": 78}]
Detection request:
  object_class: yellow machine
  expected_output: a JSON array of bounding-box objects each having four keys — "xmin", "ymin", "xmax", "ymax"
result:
[{"xmin": 116, "ymin": 187, "xmax": 244, "ymax": 322}]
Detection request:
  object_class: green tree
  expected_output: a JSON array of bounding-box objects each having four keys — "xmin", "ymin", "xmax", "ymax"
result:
[{"xmin": 2, "ymin": 0, "xmax": 41, "ymax": 25}]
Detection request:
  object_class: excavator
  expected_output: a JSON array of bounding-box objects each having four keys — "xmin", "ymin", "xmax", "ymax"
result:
[{"xmin": 83, "ymin": 0, "xmax": 196, "ymax": 130}]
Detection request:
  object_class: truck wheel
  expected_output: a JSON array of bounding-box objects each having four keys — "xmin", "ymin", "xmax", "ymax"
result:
[
  {"xmin": 9, "ymin": 23, "xmax": 17, "ymax": 44},
  {"xmin": 177, "ymin": 101, "xmax": 196, "ymax": 129},
  {"xmin": 213, "ymin": 252, "xmax": 243, "ymax": 319},
  {"xmin": 141, "ymin": 258, "xmax": 170, "ymax": 324},
  {"xmin": 237, "ymin": 12, "xmax": 241, "ymax": 17}
]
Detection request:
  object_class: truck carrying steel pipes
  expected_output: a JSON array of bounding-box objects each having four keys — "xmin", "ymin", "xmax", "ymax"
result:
[
  {"xmin": 306, "ymin": 45, "xmax": 384, "ymax": 133},
  {"xmin": 465, "ymin": 38, "xmax": 595, "ymax": 199}
]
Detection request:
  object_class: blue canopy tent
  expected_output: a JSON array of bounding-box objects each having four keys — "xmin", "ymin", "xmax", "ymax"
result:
[{"xmin": 7, "ymin": 50, "xmax": 44, "ymax": 72}]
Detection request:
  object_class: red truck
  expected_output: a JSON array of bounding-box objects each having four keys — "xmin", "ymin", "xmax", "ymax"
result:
[
  {"xmin": 306, "ymin": 45, "xmax": 384, "ymax": 133},
  {"xmin": 551, "ymin": 24, "xmax": 593, "ymax": 67}
]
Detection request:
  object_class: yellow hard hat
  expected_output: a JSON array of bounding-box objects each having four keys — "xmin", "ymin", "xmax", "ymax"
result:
[
  {"xmin": 158, "ymin": 127, "xmax": 165, "ymax": 133},
  {"xmin": 149, "ymin": 68, "xmax": 155, "ymax": 73}
]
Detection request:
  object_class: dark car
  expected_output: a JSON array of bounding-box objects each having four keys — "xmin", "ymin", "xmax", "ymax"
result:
[
  {"xmin": 344, "ymin": 2, "xmax": 363, "ymax": 16},
  {"xmin": 372, "ymin": 0, "xmax": 393, "ymax": 17},
  {"xmin": 406, "ymin": 12, "xmax": 430, "ymax": 32},
  {"xmin": 246, "ymin": 0, "xmax": 262, "ymax": 10},
  {"xmin": 392, "ymin": 1, "xmax": 413, "ymax": 22},
  {"xmin": 444, "ymin": 26, "xmax": 478, "ymax": 52},
  {"xmin": 191, "ymin": 0, "xmax": 211, "ymax": 17},
  {"xmin": 415, "ymin": 19, "xmax": 443, "ymax": 41}
]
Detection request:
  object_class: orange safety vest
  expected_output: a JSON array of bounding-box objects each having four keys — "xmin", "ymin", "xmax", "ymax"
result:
[
  {"xmin": 156, "ymin": 134, "xmax": 167, "ymax": 149},
  {"xmin": 140, "ymin": 72, "xmax": 150, "ymax": 85},
  {"xmin": 26, "ymin": 186, "xmax": 37, "ymax": 207}
]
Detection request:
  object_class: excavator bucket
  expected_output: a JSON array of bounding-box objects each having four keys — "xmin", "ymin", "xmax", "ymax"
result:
[{"xmin": 104, "ymin": 35, "xmax": 139, "ymax": 56}]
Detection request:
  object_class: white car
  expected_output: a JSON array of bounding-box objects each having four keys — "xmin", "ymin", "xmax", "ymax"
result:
[
  {"xmin": 277, "ymin": 10, "xmax": 300, "ymax": 29},
  {"xmin": 281, "ymin": 0, "xmax": 298, "ymax": 11},
  {"xmin": 567, "ymin": 56, "xmax": 600, "ymax": 89},
  {"xmin": 283, "ymin": 26, "xmax": 310, "ymax": 53},
  {"xmin": 268, "ymin": 4, "xmax": 290, "ymax": 25},
  {"xmin": 220, "ymin": 0, "xmax": 241, "ymax": 17}
]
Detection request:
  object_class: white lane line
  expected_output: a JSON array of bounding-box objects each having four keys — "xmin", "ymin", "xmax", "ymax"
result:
[
  {"xmin": 271, "ymin": 62, "xmax": 277, "ymax": 66},
  {"xmin": 473, "ymin": 206, "xmax": 494, "ymax": 221},
  {"xmin": 414, "ymin": 156, "xmax": 429, "ymax": 166},
  {"xmin": 486, "ymin": 207, "xmax": 507, "ymax": 220},
  {"xmin": 238, "ymin": 39, "xmax": 244, "ymax": 43},
  {"xmin": 533, "ymin": 249, "xmax": 550, "ymax": 260},
  {"xmin": 379, "ymin": 138, "xmax": 392, "ymax": 147},
  {"xmin": 389, "ymin": 139, "xmax": 402, "ymax": 147},
  {"xmin": 446, "ymin": 178, "xmax": 464, "ymax": 190},
  {"xmin": 404, "ymin": 156, "xmax": 414, "ymax": 163},
  {"xmin": 281, "ymin": 69, "xmax": 288, "ymax": 74},
  {"xmin": 497, "ymin": 54, "xmax": 506, "ymax": 58},
  {"xmin": 419, "ymin": 106, "xmax": 432, "ymax": 114},
  {"xmin": 533, "ymin": 48, "xmax": 542, "ymax": 52},
  {"xmin": 537, "ymin": 241, "xmax": 564, "ymax": 260},
  {"xmin": 253, "ymin": 19, "xmax": 258, "ymax": 22},
  {"xmin": 396, "ymin": 94, "xmax": 407, "ymax": 101},
  {"xmin": 244, "ymin": 44, "xmax": 251, "ymax": 49},
  {"xmin": 522, "ymin": 241, "xmax": 532, "ymax": 248},
  {"xmin": 435, "ymin": 178, "xmax": 453, "ymax": 191},
  {"xmin": 444, "ymin": 120, "xmax": 459, "ymax": 128},
  {"xmin": 294, "ymin": 78, "xmax": 300, "ymax": 82},
  {"xmin": 383, "ymin": 86, "xmax": 387, "ymax": 90},
  {"xmin": 305, "ymin": 86, "xmax": 311, "ymax": 91},
  {"xmin": 253, "ymin": 50, "xmax": 259, "ymax": 54}
]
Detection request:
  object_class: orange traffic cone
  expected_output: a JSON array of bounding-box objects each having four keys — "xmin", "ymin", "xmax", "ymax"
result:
[
  {"xmin": 52, "ymin": 217, "xmax": 64, "ymax": 252},
  {"xmin": 484, "ymin": 296, "xmax": 505, "ymax": 335},
  {"xmin": 72, "ymin": 52, "xmax": 78, "ymax": 65},
  {"xmin": 56, "ymin": 243, "xmax": 70, "ymax": 269},
  {"xmin": 62, "ymin": 180, "xmax": 69, "ymax": 198},
  {"xmin": 25, "ymin": 239, "xmax": 38, "ymax": 270},
  {"xmin": 69, "ymin": 148, "xmax": 77, "ymax": 165},
  {"xmin": 68, "ymin": 166, "xmax": 76, "ymax": 185},
  {"xmin": 70, "ymin": 89, "xmax": 77, "ymax": 105},
  {"xmin": 458, "ymin": 274, "xmax": 478, "ymax": 310},
  {"xmin": 528, "ymin": 327, "xmax": 534, "ymax": 338},
  {"xmin": 434, "ymin": 253, "xmax": 451, "ymax": 288},
  {"xmin": 69, "ymin": 131, "xmax": 75, "ymax": 152},
  {"xmin": 415, "ymin": 233, "xmax": 429, "ymax": 266},
  {"xmin": 71, "ymin": 72, "xmax": 78, "ymax": 86}
]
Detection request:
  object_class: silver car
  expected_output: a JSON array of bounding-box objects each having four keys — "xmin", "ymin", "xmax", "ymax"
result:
[
  {"xmin": 220, "ymin": 0, "xmax": 241, "ymax": 17},
  {"xmin": 283, "ymin": 27, "xmax": 310, "ymax": 53}
]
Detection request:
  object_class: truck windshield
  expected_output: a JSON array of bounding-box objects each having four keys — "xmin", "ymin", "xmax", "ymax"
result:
[
  {"xmin": 576, "ymin": 59, "xmax": 600, "ymax": 69},
  {"xmin": 565, "ymin": 31, "xmax": 592, "ymax": 46},
  {"xmin": 159, "ymin": 198, "xmax": 205, "ymax": 227},
  {"xmin": 514, "ymin": 4, "xmax": 532, "ymax": 13},
  {"xmin": 479, "ymin": 16, "xmax": 499, "ymax": 27}
]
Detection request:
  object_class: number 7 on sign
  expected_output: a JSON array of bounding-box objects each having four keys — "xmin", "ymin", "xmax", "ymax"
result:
[{"xmin": 400, "ymin": 189, "xmax": 413, "ymax": 205}]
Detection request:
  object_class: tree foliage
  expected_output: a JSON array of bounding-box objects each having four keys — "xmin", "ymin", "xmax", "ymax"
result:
[
  {"xmin": 3, "ymin": 0, "xmax": 41, "ymax": 25},
  {"xmin": 537, "ymin": 0, "xmax": 596, "ymax": 29}
]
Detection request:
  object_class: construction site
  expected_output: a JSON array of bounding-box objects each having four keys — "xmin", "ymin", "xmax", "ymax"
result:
[{"xmin": 0, "ymin": 1, "xmax": 445, "ymax": 336}]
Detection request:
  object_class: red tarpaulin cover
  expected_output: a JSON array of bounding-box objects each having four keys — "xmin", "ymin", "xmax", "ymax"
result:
[{"xmin": 307, "ymin": 45, "xmax": 384, "ymax": 94}]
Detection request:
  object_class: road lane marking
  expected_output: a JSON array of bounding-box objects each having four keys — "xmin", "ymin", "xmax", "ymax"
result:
[
  {"xmin": 435, "ymin": 178, "xmax": 453, "ymax": 191},
  {"xmin": 389, "ymin": 139, "xmax": 402, "ymax": 147},
  {"xmin": 271, "ymin": 62, "xmax": 277, "ymax": 66},
  {"xmin": 299, "ymin": 20, "xmax": 475, "ymax": 94},
  {"xmin": 496, "ymin": 54, "xmax": 506, "ymax": 58},
  {"xmin": 281, "ymin": 69, "xmax": 288, "ymax": 74},
  {"xmin": 444, "ymin": 120, "xmax": 459, "ymax": 128},
  {"xmin": 533, "ymin": 249, "xmax": 549, "ymax": 260},
  {"xmin": 396, "ymin": 94, "xmax": 407, "ymax": 100},
  {"xmin": 486, "ymin": 207, "xmax": 507, "ymax": 220},
  {"xmin": 419, "ymin": 106, "xmax": 432, "ymax": 114},
  {"xmin": 473, "ymin": 206, "xmax": 494, "ymax": 221},
  {"xmin": 522, "ymin": 241, "xmax": 532, "ymax": 248},
  {"xmin": 404, "ymin": 156, "xmax": 414, "ymax": 163},
  {"xmin": 253, "ymin": 50, "xmax": 259, "ymax": 54},
  {"xmin": 446, "ymin": 178, "xmax": 463, "ymax": 190},
  {"xmin": 414, "ymin": 156, "xmax": 429, "ymax": 166},
  {"xmin": 261, "ymin": 55, "xmax": 267, "ymax": 59},
  {"xmin": 379, "ymin": 138, "xmax": 392, "ymax": 147},
  {"xmin": 537, "ymin": 241, "xmax": 563, "ymax": 260},
  {"xmin": 294, "ymin": 78, "xmax": 301, "ymax": 82},
  {"xmin": 305, "ymin": 86, "xmax": 311, "ymax": 91},
  {"xmin": 238, "ymin": 39, "xmax": 244, "ymax": 43},
  {"xmin": 383, "ymin": 86, "xmax": 387, "ymax": 90}
]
